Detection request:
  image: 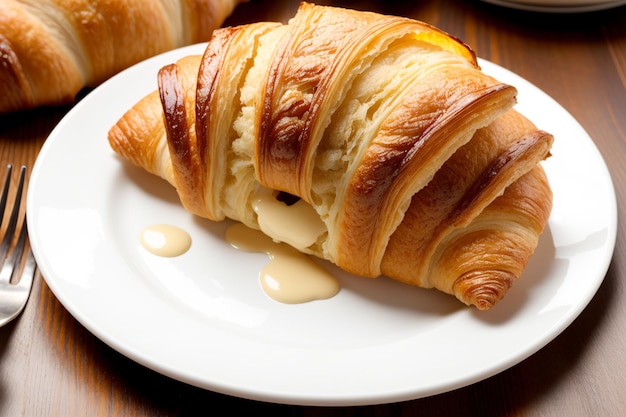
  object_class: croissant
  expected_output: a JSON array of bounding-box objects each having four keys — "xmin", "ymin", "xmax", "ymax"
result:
[
  {"xmin": 0, "ymin": 0, "xmax": 243, "ymax": 113},
  {"xmin": 108, "ymin": 2, "xmax": 553, "ymax": 310}
]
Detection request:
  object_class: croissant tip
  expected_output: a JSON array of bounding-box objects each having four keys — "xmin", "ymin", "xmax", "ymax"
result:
[
  {"xmin": 473, "ymin": 298, "xmax": 497, "ymax": 311},
  {"xmin": 454, "ymin": 271, "xmax": 514, "ymax": 311}
]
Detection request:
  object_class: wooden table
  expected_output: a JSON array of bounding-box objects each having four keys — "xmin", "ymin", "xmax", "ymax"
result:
[{"xmin": 1, "ymin": 0, "xmax": 625, "ymax": 415}]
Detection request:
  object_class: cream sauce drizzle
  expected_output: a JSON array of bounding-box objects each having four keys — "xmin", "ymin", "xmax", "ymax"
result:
[
  {"xmin": 252, "ymin": 187, "xmax": 326, "ymax": 252},
  {"xmin": 226, "ymin": 223, "xmax": 339, "ymax": 304},
  {"xmin": 141, "ymin": 224, "xmax": 192, "ymax": 257}
]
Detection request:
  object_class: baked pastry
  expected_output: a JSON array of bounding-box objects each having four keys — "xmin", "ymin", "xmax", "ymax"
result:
[
  {"xmin": 109, "ymin": 2, "xmax": 553, "ymax": 310},
  {"xmin": 0, "ymin": 0, "xmax": 242, "ymax": 113}
]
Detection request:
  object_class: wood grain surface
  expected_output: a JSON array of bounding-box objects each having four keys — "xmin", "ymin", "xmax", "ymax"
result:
[{"xmin": 1, "ymin": 0, "xmax": 625, "ymax": 415}]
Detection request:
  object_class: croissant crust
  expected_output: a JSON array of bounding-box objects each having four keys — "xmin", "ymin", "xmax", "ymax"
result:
[
  {"xmin": 108, "ymin": 3, "xmax": 553, "ymax": 310},
  {"xmin": 0, "ymin": 0, "xmax": 242, "ymax": 113}
]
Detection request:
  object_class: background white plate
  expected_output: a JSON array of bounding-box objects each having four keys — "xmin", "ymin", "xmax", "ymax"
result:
[
  {"xmin": 482, "ymin": 0, "xmax": 626, "ymax": 12},
  {"xmin": 27, "ymin": 44, "xmax": 616, "ymax": 406}
]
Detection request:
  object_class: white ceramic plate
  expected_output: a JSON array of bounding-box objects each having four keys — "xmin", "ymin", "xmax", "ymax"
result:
[
  {"xmin": 27, "ymin": 43, "xmax": 616, "ymax": 406},
  {"xmin": 482, "ymin": 0, "xmax": 626, "ymax": 12}
]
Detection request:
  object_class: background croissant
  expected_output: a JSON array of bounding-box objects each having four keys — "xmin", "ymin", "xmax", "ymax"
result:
[
  {"xmin": 0, "ymin": 0, "xmax": 243, "ymax": 113},
  {"xmin": 109, "ymin": 3, "xmax": 553, "ymax": 310}
]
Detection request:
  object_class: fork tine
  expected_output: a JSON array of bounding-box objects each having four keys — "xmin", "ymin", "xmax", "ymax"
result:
[
  {"xmin": 0, "ymin": 164, "xmax": 12, "ymax": 224},
  {"xmin": 13, "ymin": 217, "xmax": 36, "ymax": 296},
  {"xmin": 0, "ymin": 215, "xmax": 28, "ymax": 283},
  {"xmin": 0, "ymin": 165, "xmax": 36, "ymax": 327},
  {"xmin": 17, "ymin": 247, "xmax": 37, "ymax": 293},
  {"xmin": 0, "ymin": 165, "xmax": 25, "ymax": 264},
  {"xmin": 0, "ymin": 166, "xmax": 27, "ymax": 284}
]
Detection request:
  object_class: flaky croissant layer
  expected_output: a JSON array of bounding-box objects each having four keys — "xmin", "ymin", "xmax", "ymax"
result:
[
  {"xmin": 0, "ymin": 0, "xmax": 243, "ymax": 113},
  {"xmin": 109, "ymin": 2, "xmax": 554, "ymax": 310}
]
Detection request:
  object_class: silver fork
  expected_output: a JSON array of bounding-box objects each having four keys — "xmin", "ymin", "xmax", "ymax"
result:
[{"xmin": 0, "ymin": 165, "xmax": 37, "ymax": 327}]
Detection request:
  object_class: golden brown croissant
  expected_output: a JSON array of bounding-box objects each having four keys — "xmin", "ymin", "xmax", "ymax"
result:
[
  {"xmin": 108, "ymin": 3, "xmax": 553, "ymax": 310},
  {"xmin": 0, "ymin": 0, "xmax": 243, "ymax": 113}
]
